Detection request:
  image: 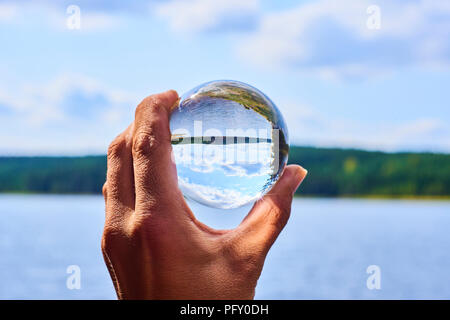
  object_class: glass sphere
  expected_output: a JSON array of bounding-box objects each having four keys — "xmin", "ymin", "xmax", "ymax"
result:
[{"xmin": 170, "ymin": 80, "xmax": 289, "ymax": 209}]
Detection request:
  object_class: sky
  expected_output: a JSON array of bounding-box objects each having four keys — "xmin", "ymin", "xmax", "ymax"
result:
[{"xmin": 0, "ymin": 0, "xmax": 449, "ymax": 155}]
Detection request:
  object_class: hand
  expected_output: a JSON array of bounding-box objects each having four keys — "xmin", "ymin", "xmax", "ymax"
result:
[{"xmin": 101, "ymin": 90, "xmax": 307, "ymax": 299}]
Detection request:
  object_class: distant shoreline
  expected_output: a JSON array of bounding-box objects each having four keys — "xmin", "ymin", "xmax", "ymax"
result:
[
  {"xmin": 1, "ymin": 146, "xmax": 449, "ymax": 198},
  {"xmin": 0, "ymin": 192, "xmax": 449, "ymax": 202},
  {"xmin": 294, "ymin": 194, "xmax": 450, "ymax": 201}
]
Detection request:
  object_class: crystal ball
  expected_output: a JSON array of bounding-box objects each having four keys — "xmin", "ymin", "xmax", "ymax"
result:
[{"xmin": 170, "ymin": 80, "xmax": 289, "ymax": 209}]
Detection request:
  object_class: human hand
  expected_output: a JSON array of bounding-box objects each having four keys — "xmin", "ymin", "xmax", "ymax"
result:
[{"xmin": 101, "ymin": 90, "xmax": 307, "ymax": 299}]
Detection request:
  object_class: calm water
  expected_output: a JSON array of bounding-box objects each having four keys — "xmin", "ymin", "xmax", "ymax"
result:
[{"xmin": 0, "ymin": 195, "xmax": 449, "ymax": 299}]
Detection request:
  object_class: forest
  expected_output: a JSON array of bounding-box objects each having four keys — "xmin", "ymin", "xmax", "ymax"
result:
[{"xmin": 0, "ymin": 146, "xmax": 449, "ymax": 198}]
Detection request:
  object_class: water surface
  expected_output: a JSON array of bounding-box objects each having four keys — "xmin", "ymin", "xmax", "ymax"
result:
[{"xmin": 0, "ymin": 195, "xmax": 449, "ymax": 299}]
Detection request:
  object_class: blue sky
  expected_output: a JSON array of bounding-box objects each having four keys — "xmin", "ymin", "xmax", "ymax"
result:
[{"xmin": 0, "ymin": 0, "xmax": 449, "ymax": 155}]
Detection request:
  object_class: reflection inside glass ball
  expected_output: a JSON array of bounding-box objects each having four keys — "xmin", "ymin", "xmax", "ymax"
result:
[{"xmin": 170, "ymin": 80, "xmax": 289, "ymax": 209}]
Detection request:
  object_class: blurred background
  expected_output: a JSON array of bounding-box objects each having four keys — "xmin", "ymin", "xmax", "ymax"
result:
[{"xmin": 0, "ymin": 0, "xmax": 449, "ymax": 299}]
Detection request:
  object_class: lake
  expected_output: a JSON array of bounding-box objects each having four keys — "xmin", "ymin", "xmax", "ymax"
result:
[{"xmin": 0, "ymin": 194, "xmax": 449, "ymax": 299}]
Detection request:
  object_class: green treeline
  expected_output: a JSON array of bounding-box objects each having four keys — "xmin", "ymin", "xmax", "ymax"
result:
[
  {"xmin": 0, "ymin": 146, "xmax": 449, "ymax": 197},
  {"xmin": 0, "ymin": 156, "xmax": 106, "ymax": 194},
  {"xmin": 289, "ymin": 147, "xmax": 449, "ymax": 197}
]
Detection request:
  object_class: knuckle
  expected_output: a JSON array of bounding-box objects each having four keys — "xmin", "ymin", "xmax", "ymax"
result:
[
  {"xmin": 127, "ymin": 219, "xmax": 146, "ymax": 240},
  {"xmin": 269, "ymin": 202, "xmax": 291, "ymax": 231},
  {"xmin": 124, "ymin": 215, "xmax": 158, "ymax": 244},
  {"xmin": 107, "ymin": 138, "xmax": 125, "ymax": 161},
  {"xmin": 133, "ymin": 97, "xmax": 170, "ymax": 159},
  {"xmin": 132, "ymin": 131, "xmax": 160, "ymax": 157},
  {"xmin": 272, "ymin": 191, "xmax": 293, "ymax": 214},
  {"xmin": 102, "ymin": 182, "xmax": 107, "ymax": 197},
  {"xmin": 135, "ymin": 96, "xmax": 165, "ymax": 118},
  {"xmin": 101, "ymin": 227, "xmax": 116, "ymax": 253},
  {"xmin": 152, "ymin": 96, "xmax": 164, "ymax": 108},
  {"xmin": 135, "ymin": 101, "xmax": 146, "ymax": 118},
  {"xmin": 101, "ymin": 222, "xmax": 128, "ymax": 253}
]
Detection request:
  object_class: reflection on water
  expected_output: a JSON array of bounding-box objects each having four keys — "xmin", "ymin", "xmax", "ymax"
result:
[{"xmin": 0, "ymin": 195, "xmax": 449, "ymax": 299}]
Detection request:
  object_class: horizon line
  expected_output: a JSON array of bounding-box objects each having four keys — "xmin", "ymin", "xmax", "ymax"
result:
[{"xmin": 0, "ymin": 145, "xmax": 449, "ymax": 157}]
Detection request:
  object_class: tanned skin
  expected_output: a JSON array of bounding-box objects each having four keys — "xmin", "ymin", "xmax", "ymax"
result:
[{"xmin": 101, "ymin": 90, "xmax": 307, "ymax": 299}]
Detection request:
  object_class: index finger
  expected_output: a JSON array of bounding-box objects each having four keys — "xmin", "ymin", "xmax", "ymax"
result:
[{"xmin": 131, "ymin": 90, "xmax": 182, "ymax": 210}]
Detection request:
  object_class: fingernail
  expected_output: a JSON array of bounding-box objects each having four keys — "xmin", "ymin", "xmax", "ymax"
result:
[
  {"xmin": 293, "ymin": 166, "xmax": 307, "ymax": 194},
  {"xmin": 170, "ymin": 98, "xmax": 181, "ymax": 112}
]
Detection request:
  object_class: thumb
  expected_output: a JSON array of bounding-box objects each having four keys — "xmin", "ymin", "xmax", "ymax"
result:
[{"xmin": 235, "ymin": 165, "xmax": 307, "ymax": 252}]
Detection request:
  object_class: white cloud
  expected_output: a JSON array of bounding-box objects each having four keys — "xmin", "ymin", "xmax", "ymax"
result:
[
  {"xmin": 0, "ymin": 74, "xmax": 133, "ymax": 123},
  {"xmin": 0, "ymin": 74, "xmax": 137, "ymax": 155},
  {"xmin": 155, "ymin": 0, "xmax": 259, "ymax": 33},
  {"xmin": 0, "ymin": 75, "xmax": 447, "ymax": 155},
  {"xmin": 80, "ymin": 13, "xmax": 119, "ymax": 31},
  {"xmin": 54, "ymin": 11, "xmax": 121, "ymax": 32},
  {"xmin": 237, "ymin": 0, "xmax": 450, "ymax": 79},
  {"xmin": 2, "ymin": 0, "xmax": 154, "ymax": 14},
  {"xmin": 178, "ymin": 176, "xmax": 260, "ymax": 209},
  {"xmin": 282, "ymin": 101, "xmax": 450, "ymax": 152},
  {"xmin": 0, "ymin": 1, "xmax": 122, "ymax": 31},
  {"xmin": 173, "ymin": 140, "xmax": 274, "ymax": 177},
  {"xmin": 0, "ymin": 3, "xmax": 17, "ymax": 21}
]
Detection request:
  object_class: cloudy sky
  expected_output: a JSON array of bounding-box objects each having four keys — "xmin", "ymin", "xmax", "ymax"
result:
[{"xmin": 0, "ymin": 0, "xmax": 449, "ymax": 155}]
